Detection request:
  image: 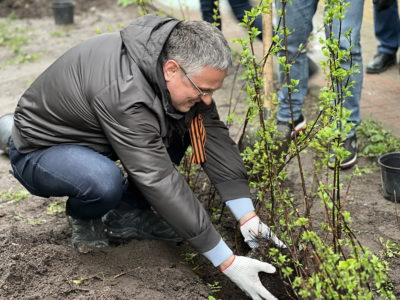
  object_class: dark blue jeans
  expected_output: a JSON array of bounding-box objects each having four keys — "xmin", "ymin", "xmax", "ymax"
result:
[
  {"xmin": 374, "ymin": 0, "xmax": 400, "ymax": 54},
  {"xmin": 275, "ymin": 0, "xmax": 363, "ymax": 137},
  {"xmin": 8, "ymin": 138, "xmax": 187, "ymax": 220}
]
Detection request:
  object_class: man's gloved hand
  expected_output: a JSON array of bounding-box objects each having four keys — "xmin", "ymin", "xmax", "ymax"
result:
[
  {"xmin": 240, "ymin": 215, "xmax": 286, "ymax": 249},
  {"xmin": 222, "ymin": 255, "xmax": 277, "ymax": 300},
  {"xmin": 373, "ymin": 0, "xmax": 395, "ymax": 11}
]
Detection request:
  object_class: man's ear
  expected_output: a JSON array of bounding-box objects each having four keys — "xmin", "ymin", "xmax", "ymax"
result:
[{"xmin": 163, "ymin": 60, "xmax": 179, "ymax": 82}]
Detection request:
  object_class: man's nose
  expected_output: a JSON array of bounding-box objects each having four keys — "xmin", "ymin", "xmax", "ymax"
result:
[{"xmin": 200, "ymin": 94, "xmax": 213, "ymax": 105}]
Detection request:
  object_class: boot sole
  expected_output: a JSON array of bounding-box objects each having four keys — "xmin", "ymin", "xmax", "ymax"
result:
[
  {"xmin": 328, "ymin": 154, "xmax": 357, "ymax": 170},
  {"xmin": 72, "ymin": 240, "xmax": 109, "ymax": 253}
]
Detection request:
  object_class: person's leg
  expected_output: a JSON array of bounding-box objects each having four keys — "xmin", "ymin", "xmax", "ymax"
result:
[
  {"xmin": 8, "ymin": 139, "xmax": 125, "ymax": 219},
  {"xmin": 8, "ymin": 137, "xmax": 183, "ymax": 245},
  {"xmin": 328, "ymin": 0, "xmax": 364, "ymax": 137},
  {"xmin": 229, "ymin": 0, "xmax": 319, "ymax": 82},
  {"xmin": 103, "ymin": 133, "xmax": 189, "ymax": 242},
  {"xmin": 200, "ymin": 0, "xmax": 222, "ymax": 30},
  {"xmin": 374, "ymin": 0, "xmax": 400, "ymax": 55},
  {"xmin": 228, "ymin": 0, "xmax": 262, "ymax": 33},
  {"xmin": 275, "ymin": 0, "xmax": 318, "ymax": 123},
  {"xmin": 366, "ymin": 1, "xmax": 399, "ymax": 73},
  {"xmin": 8, "ymin": 139, "xmax": 127, "ymax": 251},
  {"xmin": 326, "ymin": 0, "xmax": 364, "ymax": 169}
]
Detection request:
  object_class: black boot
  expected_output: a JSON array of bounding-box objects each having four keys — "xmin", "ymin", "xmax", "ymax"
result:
[
  {"xmin": 275, "ymin": 114, "xmax": 307, "ymax": 156},
  {"xmin": 328, "ymin": 135, "xmax": 358, "ymax": 169},
  {"xmin": 68, "ymin": 216, "xmax": 109, "ymax": 253},
  {"xmin": 103, "ymin": 207, "xmax": 183, "ymax": 242},
  {"xmin": 366, "ymin": 52, "xmax": 396, "ymax": 74}
]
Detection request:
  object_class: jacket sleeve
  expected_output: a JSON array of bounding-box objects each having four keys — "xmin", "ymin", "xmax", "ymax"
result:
[
  {"xmin": 198, "ymin": 101, "xmax": 252, "ymax": 201},
  {"xmin": 92, "ymin": 94, "xmax": 221, "ymax": 253}
]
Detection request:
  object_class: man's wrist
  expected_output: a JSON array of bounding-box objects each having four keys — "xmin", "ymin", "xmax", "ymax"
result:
[
  {"xmin": 219, "ymin": 254, "xmax": 236, "ymax": 271},
  {"xmin": 202, "ymin": 238, "xmax": 233, "ymax": 267},
  {"xmin": 226, "ymin": 198, "xmax": 255, "ymax": 220},
  {"xmin": 239, "ymin": 211, "xmax": 257, "ymax": 226}
]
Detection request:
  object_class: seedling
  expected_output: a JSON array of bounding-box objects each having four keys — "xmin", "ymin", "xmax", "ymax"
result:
[
  {"xmin": 0, "ymin": 188, "xmax": 30, "ymax": 204},
  {"xmin": 181, "ymin": 252, "xmax": 198, "ymax": 265},
  {"xmin": 46, "ymin": 199, "xmax": 65, "ymax": 215},
  {"xmin": 380, "ymin": 238, "xmax": 400, "ymax": 258},
  {"xmin": 13, "ymin": 212, "xmax": 46, "ymax": 225},
  {"xmin": 207, "ymin": 281, "xmax": 222, "ymax": 294},
  {"xmin": 357, "ymin": 119, "xmax": 400, "ymax": 159}
]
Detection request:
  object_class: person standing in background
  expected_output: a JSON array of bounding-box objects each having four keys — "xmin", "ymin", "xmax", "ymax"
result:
[
  {"xmin": 366, "ymin": 0, "xmax": 400, "ymax": 74},
  {"xmin": 275, "ymin": 0, "xmax": 364, "ymax": 169},
  {"xmin": 199, "ymin": 0, "xmax": 319, "ymax": 77}
]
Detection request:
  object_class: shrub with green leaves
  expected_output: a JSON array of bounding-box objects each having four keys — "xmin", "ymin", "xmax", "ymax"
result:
[{"xmin": 230, "ymin": 0, "xmax": 396, "ymax": 298}]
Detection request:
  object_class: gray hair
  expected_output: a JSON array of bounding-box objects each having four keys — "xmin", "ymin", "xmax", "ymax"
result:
[{"xmin": 161, "ymin": 20, "xmax": 232, "ymax": 74}]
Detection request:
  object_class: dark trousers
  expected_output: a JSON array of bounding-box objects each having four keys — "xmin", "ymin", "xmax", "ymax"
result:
[
  {"xmin": 374, "ymin": 0, "xmax": 400, "ymax": 54},
  {"xmin": 8, "ymin": 138, "xmax": 187, "ymax": 220}
]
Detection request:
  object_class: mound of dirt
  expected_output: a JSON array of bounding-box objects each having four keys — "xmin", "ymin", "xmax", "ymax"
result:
[{"xmin": 0, "ymin": 212, "xmax": 211, "ymax": 299}]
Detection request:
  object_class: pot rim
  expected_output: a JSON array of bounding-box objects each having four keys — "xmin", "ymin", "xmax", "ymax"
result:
[{"xmin": 378, "ymin": 152, "xmax": 400, "ymax": 170}]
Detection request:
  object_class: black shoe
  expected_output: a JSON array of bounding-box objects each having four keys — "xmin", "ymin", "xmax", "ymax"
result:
[
  {"xmin": 68, "ymin": 216, "xmax": 109, "ymax": 253},
  {"xmin": 277, "ymin": 114, "xmax": 307, "ymax": 138},
  {"xmin": 366, "ymin": 52, "xmax": 396, "ymax": 74},
  {"xmin": 328, "ymin": 135, "xmax": 357, "ymax": 169},
  {"xmin": 103, "ymin": 208, "xmax": 183, "ymax": 242},
  {"xmin": 275, "ymin": 114, "xmax": 307, "ymax": 156}
]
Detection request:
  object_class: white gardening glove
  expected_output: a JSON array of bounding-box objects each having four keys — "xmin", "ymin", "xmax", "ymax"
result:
[
  {"xmin": 222, "ymin": 255, "xmax": 278, "ymax": 300},
  {"xmin": 240, "ymin": 215, "xmax": 286, "ymax": 249}
]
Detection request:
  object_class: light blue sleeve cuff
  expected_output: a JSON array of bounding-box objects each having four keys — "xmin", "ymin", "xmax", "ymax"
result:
[
  {"xmin": 226, "ymin": 198, "xmax": 255, "ymax": 220},
  {"xmin": 202, "ymin": 238, "xmax": 233, "ymax": 267}
]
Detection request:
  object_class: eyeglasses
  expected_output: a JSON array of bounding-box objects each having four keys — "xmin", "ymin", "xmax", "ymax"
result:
[{"xmin": 179, "ymin": 65, "xmax": 212, "ymax": 97}]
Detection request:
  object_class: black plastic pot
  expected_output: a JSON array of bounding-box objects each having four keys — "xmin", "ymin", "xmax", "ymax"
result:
[
  {"xmin": 0, "ymin": 113, "xmax": 13, "ymax": 156},
  {"xmin": 52, "ymin": 1, "xmax": 74, "ymax": 25},
  {"xmin": 378, "ymin": 152, "xmax": 400, "ymax": 202}
]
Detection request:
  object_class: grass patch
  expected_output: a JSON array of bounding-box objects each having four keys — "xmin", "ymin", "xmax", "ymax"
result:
[
  {"xmin": 0, "ymin": 188, "xmax": 30, "ymax": 204},
  {"xmin": 357, "ymin": 119, "xmax": 400, "ymax": 159},
  {"xmin": 0, "ymin": 13, "xmax": 40, "ymax": 66}
]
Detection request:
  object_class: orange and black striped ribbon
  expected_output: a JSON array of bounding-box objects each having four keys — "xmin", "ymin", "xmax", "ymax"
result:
[{"xmin": 189, "ymin": 114, "xmax": 206, "ymax": 164}]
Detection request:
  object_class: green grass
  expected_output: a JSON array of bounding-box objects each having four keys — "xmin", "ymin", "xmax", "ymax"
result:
[
  {"xmin": 0, "ymin": 14, "xmax": 39, "ymax": 66},
  {"xmin": 0, "ymin": 188, "xmax": 30, "ymax": 204},
  {"xmin": 357, "ymin": 119, "xmax": 400, "ymax": 159}
]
